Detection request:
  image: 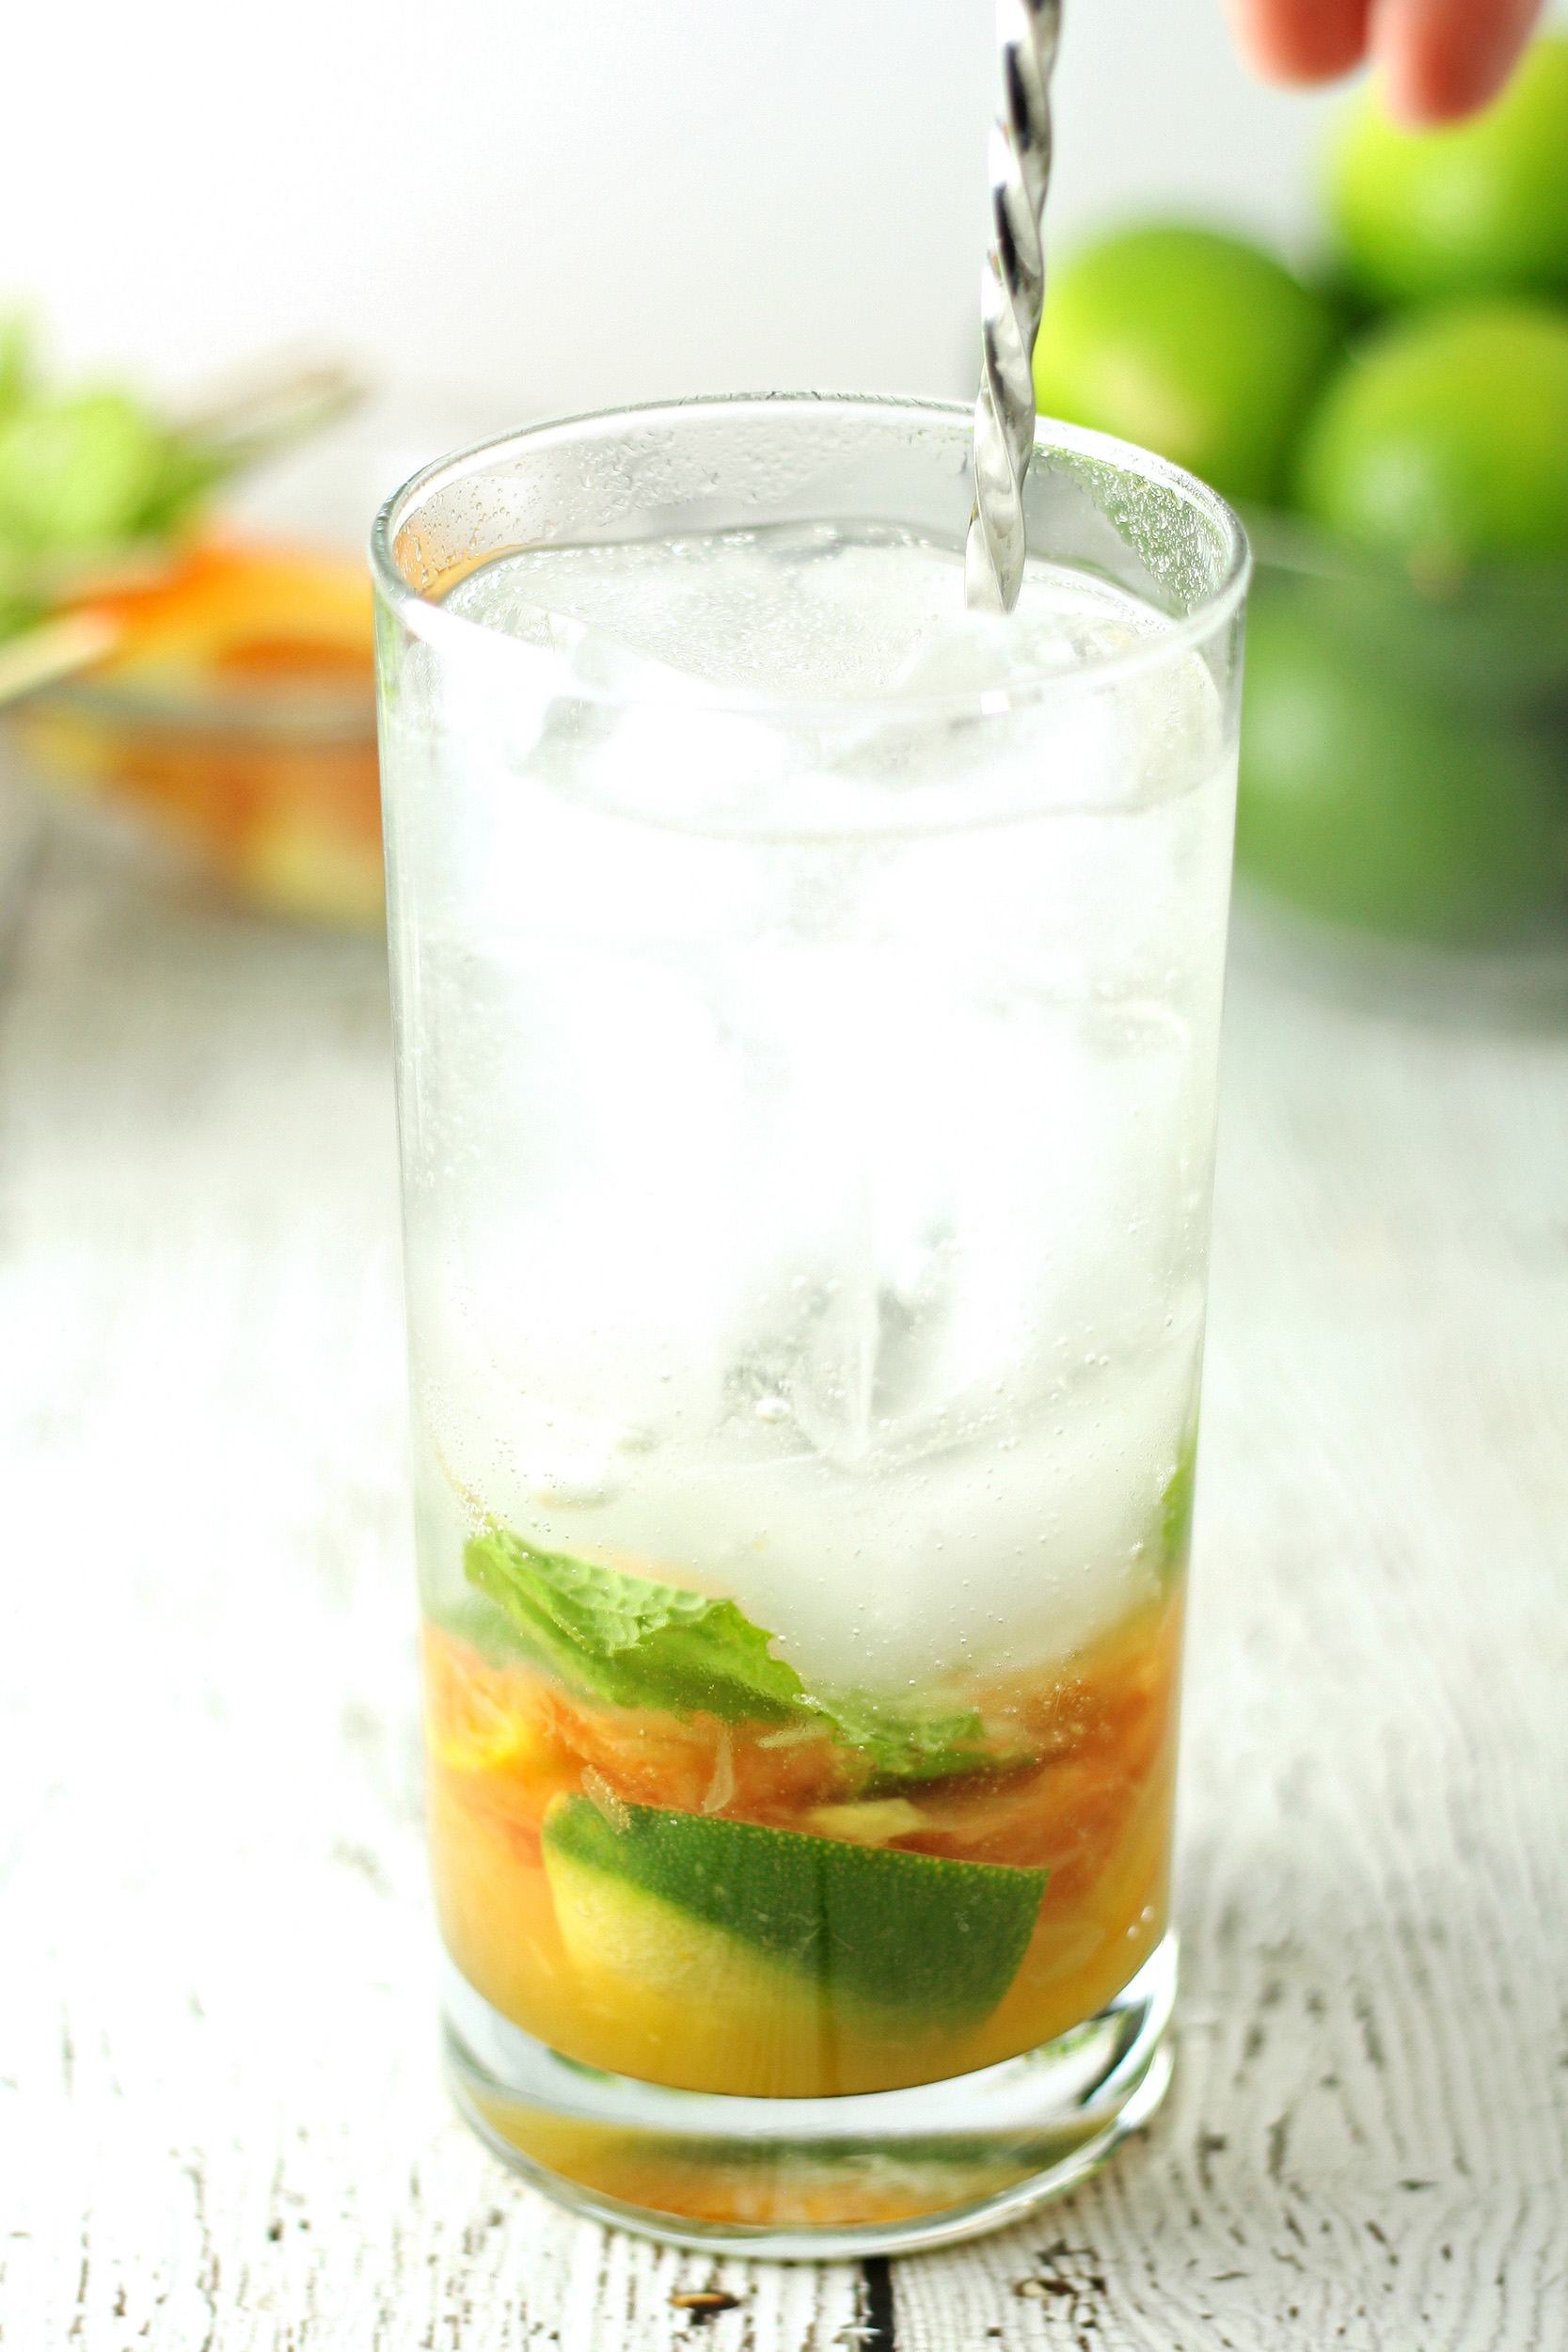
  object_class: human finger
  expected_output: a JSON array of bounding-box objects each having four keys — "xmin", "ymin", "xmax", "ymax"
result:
[
  {"xmin": 1219, "ymin": 0, "xmax": 1372, "ymax": 84},
  {"xmin": 1370, "ymin": 0, "xmax": 1546, "ymax": 120}
]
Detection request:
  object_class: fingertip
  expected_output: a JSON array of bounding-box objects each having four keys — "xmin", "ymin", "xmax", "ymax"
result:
[
  {"xmin": 1372, "ymin": 0, "xmax": 1543, "ymax": 124},
  {"xmin": 1223, "ymin": 0, "xmax": 1370, "ymax": 86},
  {"xmin": 1378, "ymin": 41, "xmax": 1500, "ymax": 123}
]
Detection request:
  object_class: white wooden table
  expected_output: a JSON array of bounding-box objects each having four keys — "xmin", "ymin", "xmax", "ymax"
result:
[{"xmin": 3, "ymin": 832, "xmax": 1565, "ymax": 2351}]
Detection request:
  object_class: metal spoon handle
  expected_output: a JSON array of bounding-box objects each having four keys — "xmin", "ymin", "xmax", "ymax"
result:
[{"xmin": 965, "ymin": 0, "xmax": 1061, "ymax": 615}]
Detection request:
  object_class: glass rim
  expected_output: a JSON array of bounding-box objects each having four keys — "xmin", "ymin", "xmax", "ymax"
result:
[
  {"xmin": 370, "ymin": 391, "xmax": 1251, "ymax": 724},
  {"xmin": 23, "ymin": 673, "xmax": 375, "ymax": 742}
]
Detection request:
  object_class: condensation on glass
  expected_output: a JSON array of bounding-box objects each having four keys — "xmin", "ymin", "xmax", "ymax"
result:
[{"xmin": 372, "ymin": 396, "xmax": 1249, "ymax": 2256}]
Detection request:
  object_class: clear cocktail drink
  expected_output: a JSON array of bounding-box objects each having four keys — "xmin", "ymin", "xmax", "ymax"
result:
[{"xmin": 372, "ymin": 398, "xmax": 1247, "ymax": 2253}]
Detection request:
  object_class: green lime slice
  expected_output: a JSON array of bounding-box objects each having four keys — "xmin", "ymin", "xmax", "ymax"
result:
[{"xmin": 543, "ymin": 1795, "xmax": 1046, "ymax": 2027}]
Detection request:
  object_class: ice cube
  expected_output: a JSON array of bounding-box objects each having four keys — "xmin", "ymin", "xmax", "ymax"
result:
[
  {"xmin": 888, "ymin": 609, "xmax": 1081, "ymax": 701},
  {"xmin": 405, "ymin": 945, "xmax": 740, "ymax": 1500}
]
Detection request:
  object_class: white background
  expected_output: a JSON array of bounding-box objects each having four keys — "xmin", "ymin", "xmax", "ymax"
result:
[
  {"xmin": 0, "ymin": 0, "xmax": 1346, "ymax": 421},
  {"xmin": 5, "ymin": 1, "xmax": 1565, "ymax": 426}
]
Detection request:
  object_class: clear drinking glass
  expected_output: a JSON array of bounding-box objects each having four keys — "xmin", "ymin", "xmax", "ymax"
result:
[{"xmin": 372, "ymin": 396, "xmax": 1248, "ymax": 2256}]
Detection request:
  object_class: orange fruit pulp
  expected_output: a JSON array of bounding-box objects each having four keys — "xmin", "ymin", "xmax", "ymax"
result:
[{"xmin": 421, "ymin": 1586, "xmax": 1182, "ymax": 2101}]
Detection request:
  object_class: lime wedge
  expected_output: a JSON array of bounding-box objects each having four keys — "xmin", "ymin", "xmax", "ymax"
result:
[{"xmin": 543, "ymin": 1794, "xmax": 1046, "ymax": 2026}]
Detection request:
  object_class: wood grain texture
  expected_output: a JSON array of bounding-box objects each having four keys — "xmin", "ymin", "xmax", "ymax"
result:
[
  {"xmin": 892, "ymin": 927, "xmax": 1568, "ymax": 2351},
  {"xmin": 0, "ymin": 843, "xmax": 1563, "ymax": 2350},
  {"xmin": 0, "ymin": 837, "xmax": 862, "ymax": 2352}
]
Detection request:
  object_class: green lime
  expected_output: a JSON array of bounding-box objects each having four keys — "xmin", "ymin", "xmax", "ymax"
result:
[
  {"xmin": 1032, "ymin": 225, "xmax": 1341, "ymax": 506},
  {"xmin": 1237, "ymin": 575, "xmax": 1567, "ymax": 942},
  {"xmin": 543, "ymin": 1794, "xmax": 1046, "ymax": 2026},
  {"xmin": 1328, "ymin": 36, "xmax": 1568, "ymax": 306},
  {"xmin": 1312, "ymin": 556, "xmax": 1568, "ymax": 707},
  {"xmin": 1292, "ymin": 302, "xmax": 1568, "ymax": 564}
]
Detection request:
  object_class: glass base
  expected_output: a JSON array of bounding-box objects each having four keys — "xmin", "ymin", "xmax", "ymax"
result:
[{"xmin": 440, "ymin": 1931, "xmax": 1176, "ymax": 2258}]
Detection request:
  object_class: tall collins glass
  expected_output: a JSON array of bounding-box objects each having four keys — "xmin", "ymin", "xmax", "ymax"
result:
[{"xmin": 372, "ymin": 396, "xmax": 1248, "ymax": 2256}]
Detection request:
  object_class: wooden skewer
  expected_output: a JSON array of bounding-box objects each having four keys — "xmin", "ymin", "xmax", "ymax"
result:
[
  {"xmin": 169, "ymin": 353, "xmax": 367, "ymax": 480},
  {"xmin": 0, "ymin": 351, "xmax": 370, "ymax": 713},
  {"xmin": 0, "ymin": 609, "xmax": 122, "ymax": 709}
]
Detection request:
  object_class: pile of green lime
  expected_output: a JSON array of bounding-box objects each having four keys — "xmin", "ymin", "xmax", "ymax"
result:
[{"xmin": 1033, "ymin": 37, "xmax": 1568, "ymax": 944}]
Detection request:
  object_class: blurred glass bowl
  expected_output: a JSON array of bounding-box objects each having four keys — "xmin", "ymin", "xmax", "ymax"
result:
[
  {"xmin": 1237, "ymin": 511, "xmax": 1568, "ymax": 946},
  {"xmin": 0, "ymin": 387, "xmax": 515, "ymax": 931},
  {"xmin": 3, "ymin": 651, "xmax": 382, "ymax": 926}
]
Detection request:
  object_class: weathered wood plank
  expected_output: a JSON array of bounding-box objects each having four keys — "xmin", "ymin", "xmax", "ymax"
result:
[
  {"xmin": 0, "ymin": 837, "xmax": 863, "ymax": 2352},
  {"xmin": 891, "ymin": 942, "xmax": 1568, "ymax": 2349},
  {"xmin": 2, "ymin": 845, "xmax": 1563, "ymax": 2348}
]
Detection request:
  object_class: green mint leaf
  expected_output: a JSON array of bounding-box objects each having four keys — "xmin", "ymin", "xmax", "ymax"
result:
[
  {"xmin": 463, "ymin": 1522, "xmax": 1030, "ymax": 1783},
  {"xmin": 464, "ymin": 1527, "xmax": 812, "ymax": 1724},
  {"xmin": 819, "ymin": 1691, "xmax": 995, "ymax": 1788},
  {"xmin": 1159, "ymin": 1425, "xmax": 1198, "ymax": 1575}
]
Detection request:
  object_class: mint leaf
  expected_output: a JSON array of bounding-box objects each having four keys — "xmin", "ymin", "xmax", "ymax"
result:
[
  {"xmin": 463, "ymin": 1522, "xmax": 1027, "ymax": 1783},
  {"xmin": 1159, "ymin": 1426, "xmax": 1198, "ymax": 1575},
  {"xmin": 464, "ymin": 1527, "xmax": 812, "ymax": 1724},
  {"xmin": 820, "ymin": 1691, "xmax": 993, "ymax": 1788}
]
